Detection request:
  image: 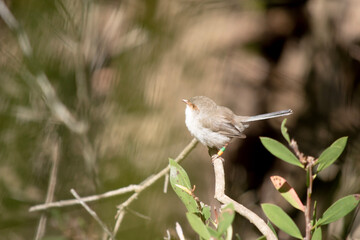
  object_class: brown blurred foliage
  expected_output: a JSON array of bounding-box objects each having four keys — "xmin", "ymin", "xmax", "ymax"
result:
[{"xmin": 0, "ymin": 0, "xmax": 359, "ymax": 239}]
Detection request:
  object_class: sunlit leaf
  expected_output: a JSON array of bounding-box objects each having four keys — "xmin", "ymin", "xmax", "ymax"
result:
[
  {"xmin": 316, "ymin": 194, "xmax": 360, "ymax": 226},
  {"xmin": 316, "ymin": 137, "xmax": 348, "ymax": 172},
  {"xmin": 270, "ymin": 176, "xmax": 305, "ymax": 212},
  {"xmin": 281, "ymin": 119, "xmax": 291, "ymax": 144},
  {"xmin": 169, "ymin": 159, "xmax": 198, "ymax": 213},
  {"xmin": 311, "ymin": 227, "xmax": 322, "ymax": 240},
  {"xmin": 186, "ymin": 213, "xmax": 211, "ymax": 239},
  {"xmin": 262, "ymin": 203, "xmax": 303, "ymax": 239},
  {"xmin": 260, "ymin": 137, "xmax": 303, "ymax": 168}
]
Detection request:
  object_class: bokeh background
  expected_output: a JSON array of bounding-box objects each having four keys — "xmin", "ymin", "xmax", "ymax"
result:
[{"xmin": 0, "ymin": 0, "xmax": 360, "ymax": 239}]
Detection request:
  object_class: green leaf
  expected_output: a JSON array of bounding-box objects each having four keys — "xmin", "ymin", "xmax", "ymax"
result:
[
  {"xmin": 262, "ymin": 203, "xmax": 303, "ymax": 239},
  {"xmin": 316, "ymin": 194, "xmax": 360, "ymax": 226},
  {"xmin": 311, "ymin": 227, "xmax": 322, "ymax": 240},
  {"xmin": 281, "ymin": 119, "xmax": 291, "ymax": 144},
  {"xmin": 186, "ymin": 212, "xmax": 211, "ymax": 239},
  {"xmin": 316, "ymin": 137, "xmax": 348, "ymax": 172},
  {"xmin": 260, "ymin": 137, "xmax": 303, "ymax": 168},
  {"xmin": 202, "ymin": 205, "xmax": 211, "ymax": 221},
  {"xmin": 216, "ymin": 204, "xmax": 235, "ymax": 237},
  {"xmin": 270, "ymin": 176, "xmax": 305, "ymax": 212},
  {"xmin": 169, "ymin": 159, "xmax": 199, "ymax": 213}
]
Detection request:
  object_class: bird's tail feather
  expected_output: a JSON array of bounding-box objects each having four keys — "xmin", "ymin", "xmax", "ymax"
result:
[{"xmin": 241, "ymin": 109, "xmax": 293, "ymax": 122}]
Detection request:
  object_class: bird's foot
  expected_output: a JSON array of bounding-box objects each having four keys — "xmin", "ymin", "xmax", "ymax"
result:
[{"xmin": 211, "ymin": 154, "xmax": 224, "ymax": 163}]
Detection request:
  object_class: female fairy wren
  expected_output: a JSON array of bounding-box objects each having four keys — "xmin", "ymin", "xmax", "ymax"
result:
[{"xmin": 182, "ymin": 96, "xmax": 292, "ymax": 156}]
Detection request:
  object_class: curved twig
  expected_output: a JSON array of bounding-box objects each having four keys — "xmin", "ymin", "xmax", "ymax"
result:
[{"xmin": 212, "ymin": 157, "xmax": 277, "ymax": 240}]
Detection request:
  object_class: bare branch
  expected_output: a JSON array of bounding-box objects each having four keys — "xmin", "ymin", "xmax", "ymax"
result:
[
  {"xmin": 29, "ymin": 184, "xmax": 140, "ymax": 212},
  {"xmin": 29, "ymin": 138, "xmax": 198, "ymax": 213},
  {"xmin": 71, "ymin": 189, "xmax": 115, "ymax": 240},
  {"xmin": 212, "ymin": 156, "xmax": 277, "ymax": 240},
  {"xmin": 111, "ymin": 138, "xmax": 198, "ymax": 236}
]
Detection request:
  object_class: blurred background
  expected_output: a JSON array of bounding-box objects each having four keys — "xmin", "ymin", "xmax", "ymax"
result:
[{"xmin": 0, "ymin": 0, "xmax": 360, "ymax": 239}]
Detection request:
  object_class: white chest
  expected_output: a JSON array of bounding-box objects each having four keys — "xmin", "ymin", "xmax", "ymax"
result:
[{"xmin": 184, "ymin": 106, "xmax": 230, "ymax": 149}]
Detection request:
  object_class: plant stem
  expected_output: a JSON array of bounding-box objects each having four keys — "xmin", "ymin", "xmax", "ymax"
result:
[{"xmin": 305, "ymin": 159, "xmax": 314, "ymax": 240}]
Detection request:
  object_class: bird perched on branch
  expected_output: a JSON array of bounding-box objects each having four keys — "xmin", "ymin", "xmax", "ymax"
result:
[{"xmin": 182, "ymin": 96, "xmax": 292, "ymax": 158}]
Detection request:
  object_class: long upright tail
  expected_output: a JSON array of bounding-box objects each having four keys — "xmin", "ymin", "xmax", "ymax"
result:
[{"xmin": 241, "ymin": 109, "xmax": 293, "ymax": 122}]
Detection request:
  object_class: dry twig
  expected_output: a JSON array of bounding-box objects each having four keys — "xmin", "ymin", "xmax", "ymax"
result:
[
  {"xmin": 30, "ymin": 184, "xmax": 140, "ymax": 212},
  {"xmin": 30, "ymin": 139, "xmax": 198, "ymax": 214},
  {"xmin": 71, "ymin": 189, "xmax": 115, "ymax": 240},
  {"xmin": 112, "ymin": 138, "xmax": 198, "ymax": 236}
]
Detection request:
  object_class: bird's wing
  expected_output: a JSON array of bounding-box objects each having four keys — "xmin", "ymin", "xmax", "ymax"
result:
[{"xmin": 201, "ymin": 107, "xmax": 247, "ymax": 138}]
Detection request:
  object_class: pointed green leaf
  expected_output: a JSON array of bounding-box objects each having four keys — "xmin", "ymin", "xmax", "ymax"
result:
[
  {"xmin": 186, "ymin": 212, "xmax": 211, "ymax": 239},
  {"xmin": 316, "ymin": 137, "xmax": 348, "ymax": 172},
  {"xmin": 281, "ymin": 119, "xmax": 291, "ymax": 144},
  {"xmin": 216, "ymin": 204, "xmax": 235, "ymax": 237},
  {"xmin": 311, "ymin": 227, "xmax": 322, "ymax": 240},
  {"xmin": 262, "ymin": 203, "xmax": 303, "ymax": 239},
  {"xmin": 270, "ymin": 176, "xmax": 305, "ymax": 212},
  {"xmin": 260, "ymin": 137, "xmax": 303, "ymax": 168},
  {"xmin": 316, "ymin": 194, "xmax": 360, "ymax": 226},
  {"xmin": 169, "ymin": 159, "xmax": 198, "ymax": 213},
  {"xmin": 169, "ymin": 159, "xmax": 191, "ymax": 188}
]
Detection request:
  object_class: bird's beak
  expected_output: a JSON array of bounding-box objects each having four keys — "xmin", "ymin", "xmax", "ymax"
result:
[{"xmin": 182, "ymin": 99, "xmax": 190, "ymax": 105}]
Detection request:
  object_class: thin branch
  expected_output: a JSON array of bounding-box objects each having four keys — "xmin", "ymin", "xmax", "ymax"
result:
[
  {"xmin": 70, "ymin": 189, "xmax": 115, "ymax": 240},
  {"xmin": 126, "ymin": 207, "xmax": 151, "ymax": 221},
  {"xmin": 290, "ymin": 139, "xmax": 306, "ymax": 164},
  {"xmin": 112, "ymin": 138, "xmax": 198, "ymax": 237},
  {"xmin": 163, "ymin": 173, "xmax": 169, "ymax": 193},
  {"xmin": 29, "ymin": 139, "xmax": 198, "ymax": 213},
  {"xmin": 212, "ymin": 156, "xmax": 277, "ymax": 240},
  {"xmin": 34, "ymin": 141, "xmax": 60, "ymax": 240},
  {"xmin": 29, "ymin": 184, "xmax": 140, "ymax": 212}
]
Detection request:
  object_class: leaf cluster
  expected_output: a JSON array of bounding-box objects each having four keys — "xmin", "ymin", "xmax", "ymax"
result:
[
  {"xmin": 169, "ymin": 159, "xmax": 235, "ymax": 240},
  {"xmin": 260, "ymin": 119, "xmax": 359, "ymax": 239}
]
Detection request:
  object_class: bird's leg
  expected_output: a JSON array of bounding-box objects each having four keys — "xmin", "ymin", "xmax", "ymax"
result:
[
  {"xmin": 217, "ymin": 143, "xmax": 228, "ymax": 157},
  {"xmin": 209, "ymin": 143, "xmax": 229, "ymax": 162}
]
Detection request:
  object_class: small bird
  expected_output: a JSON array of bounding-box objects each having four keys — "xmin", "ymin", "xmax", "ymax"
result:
[{"xmin": 182, "ymin": 96, "xmax": 292, "ymax": 157}]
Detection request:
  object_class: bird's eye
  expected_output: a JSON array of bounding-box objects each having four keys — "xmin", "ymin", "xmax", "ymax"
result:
[{"xmin": 190, "ymin": 103, "xmax": 199, "ymax": 110}]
